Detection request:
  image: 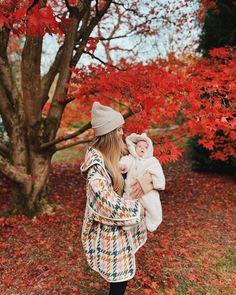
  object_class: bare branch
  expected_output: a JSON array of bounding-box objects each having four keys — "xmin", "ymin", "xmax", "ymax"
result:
[
  {"xmin": 99, "ymin": 34, "xmax": 132, "ymax": 41},
  {"xmin": 83, "ymin": 50, "xmax": 124, "ymax": 70},
  {"xmin": 72, "ymin": 0, "xmax": 113, "ymax": 67},
  {"xmin": 111, "ymin": 1, "xmax": 141, "ymax": 16},
  {"xmin": 95, "ymin": 0, "xmax": 99, "ymax": 14}
]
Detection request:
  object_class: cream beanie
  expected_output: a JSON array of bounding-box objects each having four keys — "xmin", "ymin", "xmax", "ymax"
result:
[{"xmin": 91, "ymin": 102, "xmax": 125, "ymax": 136}]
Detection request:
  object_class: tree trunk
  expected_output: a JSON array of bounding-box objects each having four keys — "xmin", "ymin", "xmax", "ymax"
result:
[
  {"xmin": 10, "ymin": 153, "xmax": 55, "ymax": 218},
  {"xmin": 0, "ymin": 1, "xmax": 114, "ymax": 218}
]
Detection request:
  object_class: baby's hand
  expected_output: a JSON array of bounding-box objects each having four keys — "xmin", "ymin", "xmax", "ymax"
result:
[{"xmin": 119, "ymin": 163, "xmax": 128, "ymax": 173}]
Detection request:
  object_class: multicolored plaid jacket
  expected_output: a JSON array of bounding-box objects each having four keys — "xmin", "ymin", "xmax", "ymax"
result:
[{"xmin": 80, "ymin": 147, "xmax": 147, "ymax": 282}]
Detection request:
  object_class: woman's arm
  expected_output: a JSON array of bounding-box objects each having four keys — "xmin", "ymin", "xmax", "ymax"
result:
[
  {"xmin": 87, "ymin": 165, "xmax": 142, "ymax": 227},
  {"xmin": 130, "ymin": 172, "xmax": 153, "ymax": 198},
  {"xmin": 131, "ymin": 159, "xmax": 165, "ymax": 197}
]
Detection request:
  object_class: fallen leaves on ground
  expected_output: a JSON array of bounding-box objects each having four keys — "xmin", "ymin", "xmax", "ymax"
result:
[{"xmin": 0, "ymin": 156, "xmax": 235, "ymax": 294}]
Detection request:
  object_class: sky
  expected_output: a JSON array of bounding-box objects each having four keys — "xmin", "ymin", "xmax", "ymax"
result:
[{"xmin": 41, "ymin": 0, "xmax": 201, "ymax": 73}]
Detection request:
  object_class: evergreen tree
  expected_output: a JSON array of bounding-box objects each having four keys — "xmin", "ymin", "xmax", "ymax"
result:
[
  {"xmin": 199, "ymin": 0, "xmax": 236, "ymax": 56},
  {"xmin": 188, "ymin": 0, "xmax": 236, "ymax": 174}
]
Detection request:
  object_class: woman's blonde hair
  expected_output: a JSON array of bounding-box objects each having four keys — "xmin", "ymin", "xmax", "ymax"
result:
[{"xmin": 92, "ymin": 128, "xmax": 124, "ymax": 195}]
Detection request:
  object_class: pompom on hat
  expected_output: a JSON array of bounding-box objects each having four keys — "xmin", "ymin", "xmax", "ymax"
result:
[{"xmin": 91, "ymin": 102, "xmax": 125, "ymax": 136}]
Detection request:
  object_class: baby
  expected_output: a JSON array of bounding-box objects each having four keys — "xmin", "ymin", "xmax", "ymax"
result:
[{"xmin": 119, "ymin": 133, "xmax": 165, "ymax": 232}]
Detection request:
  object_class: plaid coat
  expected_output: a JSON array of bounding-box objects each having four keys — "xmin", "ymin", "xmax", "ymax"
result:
[{"xmin": 80, "ymin": 147, "xmax": 147, "ymax": 282}]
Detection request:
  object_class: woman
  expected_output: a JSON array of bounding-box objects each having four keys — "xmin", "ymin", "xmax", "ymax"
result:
[{"xmin": 81, "ymin": 102, "xmax": 154, "ymax": 295}]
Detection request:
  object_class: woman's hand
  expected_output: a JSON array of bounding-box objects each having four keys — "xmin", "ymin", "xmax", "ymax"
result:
[{"xmin": 130, "ymin": 179, "xmax": 144, "ymax": 199}]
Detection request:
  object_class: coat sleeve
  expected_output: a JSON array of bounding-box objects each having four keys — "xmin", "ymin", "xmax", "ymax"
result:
[
  {"xmin": 145, "ymin": 158, "xmax": 165, "ymax": 190},
  {"xmin": 119, "ymin": 155, "xmax": 133, "ymax": 173},
  {"xmin": 87, "ymin": 165, "xmax": 141, "ymax": 227}
]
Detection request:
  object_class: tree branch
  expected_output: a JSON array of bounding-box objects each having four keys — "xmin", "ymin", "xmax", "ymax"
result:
[
  {"xmin": 54, "ymin": 107, "xmax": 143, "ymax": 152},
  {"xmin": 0, "ymin": 27, "xmax": 10, "ymax": 59},
  {"xmin": 0, "ymin": 155, "xmax": 31, "ymax": 187},
  {"xmin": 55, "ymin": 138, "xmax": 92, "ymax": 151},
  {"xmin": 40, "ymin": 46, "xmax": 64, "ymax": 109},
  {"xmin": 40, "ymin": 3, "xmax": 90, "ymax": 110},
  {"xmin": 0, "ymin": 84, "xmax": 15, "ymax": 133},
  {"xmin": 99, "ymin": 34, "xmax": 133, "ymax": 41},
  {"xmin": 40, "ymin": 106, "xmax": 139, "ymax": 150},
  {"xmin": 71, "ymin": 0, "xmax": 113, "ymax": 67},
  {"xmin": 41, "ymin": 122, "xmax": 91, "ymax": 150},
  {"xmin": 83, "ymin": 50, "xmax": 124, "ymax": 70},
  {"xmin": 65, "ymin": 0, "xmax": 88, "ymax": 18},
  {"xmin": 0, "ymin": 22, "xmax": 24, "ymax": 122},
  {"xmin": 43, "ymin": 19, "xmax": 80, "ymax": 141},
  {"xmin": 0, "ymin": 26, "xmax": 19, "ymax": 111},
  {"xmin": 43, "ymin": 1, "xmax": 111, "ymax": 142},
  {"xmin": 21, "ymin": 34, "xmax": 43, "ymax": 126}
]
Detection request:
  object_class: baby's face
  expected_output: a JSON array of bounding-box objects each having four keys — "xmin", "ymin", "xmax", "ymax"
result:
[{"xmin": 135, "ymin": 140, "xmax": 148, "ymax": 157}]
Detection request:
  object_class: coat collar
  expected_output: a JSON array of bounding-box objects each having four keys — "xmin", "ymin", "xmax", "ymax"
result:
[{"xmin": 80, "ymin": 146, "xmax": 105, "ymax": 172}]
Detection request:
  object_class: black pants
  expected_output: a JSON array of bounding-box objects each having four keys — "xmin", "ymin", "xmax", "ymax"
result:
[{"xmin": 109, "ymin": 281, "xmax": 128, "ymax": 295}]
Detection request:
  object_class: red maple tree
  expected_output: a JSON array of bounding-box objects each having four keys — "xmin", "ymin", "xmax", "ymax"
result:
[
  {"xmin": 58, "ymin": 46, "xmax": 235, "ymax": 163},
  {"xmin": 0, "ymin": 0, "xmax": 234, "ymax": 217}
]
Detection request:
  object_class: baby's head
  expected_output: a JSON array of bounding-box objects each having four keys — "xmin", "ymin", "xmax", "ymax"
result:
[{"xmin": 135, "ymin": 140, "xmax": 149, "ymax": 157}]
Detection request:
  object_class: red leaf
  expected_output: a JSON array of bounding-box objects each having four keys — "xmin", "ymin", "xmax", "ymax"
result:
[
  {"xmin": 14, "ymin": 8, "xmax": 27, "ymax": 20},
  {"xmin": 166, "ymin": 289, "xmax": 176, "ymax": 295},
  {"xmin": 2, "ymin": 275, "xmax": 13, "ymax": 287}
]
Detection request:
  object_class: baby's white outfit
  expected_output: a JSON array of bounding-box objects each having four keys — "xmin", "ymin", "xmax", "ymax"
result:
[{"xmin": 120, "ymin": 133, "xmax": 165, "ymax": 232}]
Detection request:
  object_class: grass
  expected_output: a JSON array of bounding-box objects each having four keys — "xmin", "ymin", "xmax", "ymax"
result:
[{"xmin": 52, "ymin": 146, "xmax": 85, "ymax": 163}]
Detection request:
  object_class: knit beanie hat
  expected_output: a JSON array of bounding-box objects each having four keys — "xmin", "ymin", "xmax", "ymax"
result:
[{"xmin": 91, "ymin": 102, "xmax": 125, "ymax": 136}]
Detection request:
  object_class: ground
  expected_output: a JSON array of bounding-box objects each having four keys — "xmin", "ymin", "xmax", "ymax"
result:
[{"xmin": 0, "ymin": 154, "xmax": 235, "ymax": 295}]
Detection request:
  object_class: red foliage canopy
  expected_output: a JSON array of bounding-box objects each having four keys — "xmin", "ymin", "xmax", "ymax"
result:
[{"xmin": 55, "ymin": 47, "xmax": 236, "ymax": 163}]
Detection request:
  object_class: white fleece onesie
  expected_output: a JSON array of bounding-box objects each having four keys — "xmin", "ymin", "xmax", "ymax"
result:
[{"xmin": 120, "ymin": 133, "xmax": 165, "ymax": 232}]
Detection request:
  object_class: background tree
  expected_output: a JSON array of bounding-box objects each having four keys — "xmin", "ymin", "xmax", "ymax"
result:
[
  {"xmin": 199, "ymin": 0, "xmax": 236, "ymax": 57},
  {"xmin": 187, "ymin": 0, "xmax": 236, "ymax": 173}
]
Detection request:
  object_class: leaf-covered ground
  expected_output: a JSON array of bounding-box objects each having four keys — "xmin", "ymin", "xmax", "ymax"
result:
[{"xmin": 0, "ymin": 156, "xmax": 235, "ymax": 295}]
